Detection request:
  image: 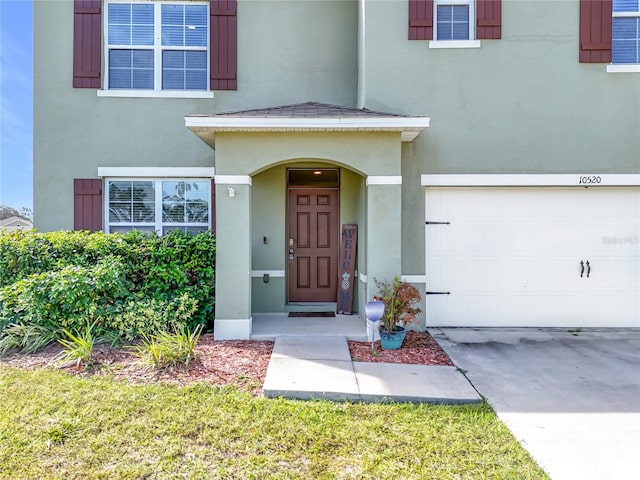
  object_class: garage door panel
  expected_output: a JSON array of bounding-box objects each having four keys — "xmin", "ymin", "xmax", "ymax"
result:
[
  {"xmin": 427, "ymin": 292, "xmax": 639, "ymax": 327},
  {"xmin": 428, "ymin": 258, "xmax": 582, "ymax": 289},
  {"xmin": 425, "ymin": 187, "xmax": 640, "ymax": 328},
  {"xmin": 428, "ymin": 224, "xmax": 601, "ymax": 257}
]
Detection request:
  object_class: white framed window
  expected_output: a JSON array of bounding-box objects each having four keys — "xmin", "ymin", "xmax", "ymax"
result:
[
  {"xmin": 105, "ymin": 179, "xmax": 211, "ymax": 234},
  {"xmin": 434, "ymin": 0, "xmax": 475, "ymax": 41},
  {"xmin": 104, "ymin": 1, "xmax": 209, "ymax": 91},
  {"xmin": 612, "ymin": 0, "xmax": 640, "ymax": 64}
]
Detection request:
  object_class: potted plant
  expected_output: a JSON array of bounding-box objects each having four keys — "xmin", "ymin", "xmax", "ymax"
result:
[{"xmin": 374, "ymin": 276, "xmax": 422, "ymax": 350}]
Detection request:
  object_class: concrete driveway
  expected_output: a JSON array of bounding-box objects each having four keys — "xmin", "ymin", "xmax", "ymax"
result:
[{"xmin": 430, "ymin": 328, "xmax": 640, "ymax": 480}]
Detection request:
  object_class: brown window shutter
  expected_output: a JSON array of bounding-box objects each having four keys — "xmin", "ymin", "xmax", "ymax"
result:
[
  {"xmin": 73, "ymin": 0, "xmax": 102, "ymax": 88},
  {"xmin": 579, "ymin": 0, "xmax": 612, "ymax": 63},
  {"xmin": 74, "ymin": 179, "xmax": 103, "ymax": 232},
  {"xmin": 409, "ymin": 0, "xmax": 434, "ymax": 40},
  {"xmin": 476, "ymin": 0, "xmax": 502, "ymax": 40},
  {"xmin": 210, "ymin": 179, "xmax": 216, "ymax": 234},
  {"xmin": 210, "ymin": 0, "xmax": 238, "ymax": 90}
]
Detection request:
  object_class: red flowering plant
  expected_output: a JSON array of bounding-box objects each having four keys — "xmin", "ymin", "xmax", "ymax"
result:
[{"xmin": 373, "ymin": 276, "xmax": 422, "ymax": 332}]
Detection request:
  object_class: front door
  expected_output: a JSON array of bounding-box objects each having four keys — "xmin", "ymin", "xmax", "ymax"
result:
[{"xmin": 288, "ymin": 188, "xmax": 339, "ymax": 302}]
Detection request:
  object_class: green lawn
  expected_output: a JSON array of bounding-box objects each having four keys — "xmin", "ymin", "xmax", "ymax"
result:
[{"xmin": 0, "ymin": 367, "xmax": 548, "ymax": 479}]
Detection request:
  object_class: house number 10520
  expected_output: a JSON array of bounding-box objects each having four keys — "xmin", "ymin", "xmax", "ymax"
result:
[{"xmin": 579, "ymin": 175, "xmax": 602, "ymax": 185}]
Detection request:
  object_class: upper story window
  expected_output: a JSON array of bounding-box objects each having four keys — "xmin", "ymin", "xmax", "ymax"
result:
[
  {"xmin": 105, "ymin": 1, "xmax": 209, "ymax": 91},
  {"xmin": 613, "ymin": 0, "xmax": 640, "ymax": 63},
  {"xmin": 435, "ymin": 0, "xmax": 475, "ymax": 41},
  {"xmin": 408, "ymin": 0, "xmax": 501, "ymax": 45}
]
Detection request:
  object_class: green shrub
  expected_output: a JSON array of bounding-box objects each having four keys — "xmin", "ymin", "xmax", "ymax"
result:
[
  {"xmin": 104, "ymin": 293, "xmax": 199, "ymax": 341},
  {"xmin": 0, "ymin": 230, "xmax": 133, "ymax": 287},
  {"xmin": 0, "ymin": 229, "xmax": 216, "ymax": 330},
  {"xmin": 0, "ymin": 258, "xmax": 128, "ymax": 333}
]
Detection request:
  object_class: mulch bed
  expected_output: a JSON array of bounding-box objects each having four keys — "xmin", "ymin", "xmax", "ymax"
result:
[
  {"xmin": 348, "ymin": 331, "xmax": 453, "ymax": 366},
  {"xmin": 2, "ymin": 331, "xmax": 453, "ymax": 395}
]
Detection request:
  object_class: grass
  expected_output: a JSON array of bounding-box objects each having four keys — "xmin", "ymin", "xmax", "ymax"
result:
[{"xmin": 0, "ymin": 367, "xmax": 548, "ymax": 480}]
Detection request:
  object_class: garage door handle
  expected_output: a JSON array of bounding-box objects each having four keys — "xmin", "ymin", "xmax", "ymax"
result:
[
  {"xmin": 586, "ymin": 261, "xmax": 591, "ymax": 278},
  {"xmin": 580, "ymin": 260, "xmax": 584, "ymax": 277}
]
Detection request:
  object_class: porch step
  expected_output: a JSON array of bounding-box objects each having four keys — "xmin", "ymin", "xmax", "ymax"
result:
[{"xmin": 250, "ymin": 313, "xmax": 368, "ymax": 341}]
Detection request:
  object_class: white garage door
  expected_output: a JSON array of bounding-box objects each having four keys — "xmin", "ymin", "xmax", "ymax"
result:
[{"xmin": 425, "ymin": 187, "xmax": 640, "ymax": 327}]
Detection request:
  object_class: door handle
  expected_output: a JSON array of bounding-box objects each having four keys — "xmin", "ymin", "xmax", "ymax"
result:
[
  {"xmin": 586, "ymin": 261, "xmax": 590, "ymax": 278},
  {"xmin": 580, "ymin": 260, "xmax": 584, "ymax": 278}
]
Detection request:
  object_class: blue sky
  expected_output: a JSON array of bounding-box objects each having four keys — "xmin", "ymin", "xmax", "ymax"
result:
[{"xmin": 0, "ymin": 0, "xmax": 32, "ymax": 210}]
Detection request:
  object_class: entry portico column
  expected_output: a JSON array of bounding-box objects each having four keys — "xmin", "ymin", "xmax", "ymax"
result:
[
  {"xmin": 365, "ymin": 176, "xmax": 402, "ymax": 300},
  {"xmin": 214, "ymin": 175, "xmax": 252, "ymax": 339}
]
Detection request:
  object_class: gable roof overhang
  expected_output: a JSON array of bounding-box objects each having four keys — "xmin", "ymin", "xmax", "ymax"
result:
[
  {"xmin": 0, "ymin": 216, "xmax": 33, "ymax": 228},
  {"xmin": 185, "ymin": 102, "xmax": 430, "ymax": 148}
]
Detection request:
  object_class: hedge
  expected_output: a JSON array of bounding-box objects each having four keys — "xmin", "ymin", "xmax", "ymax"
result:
[{"xmin": 0, "ymin": 230, "xmax": 215, "ymax": 336}]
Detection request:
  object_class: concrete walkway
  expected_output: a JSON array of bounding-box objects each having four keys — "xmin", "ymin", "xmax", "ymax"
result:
[{"xmin": 262, "ymin": 335, "xmax": 481, "ymax": 404}]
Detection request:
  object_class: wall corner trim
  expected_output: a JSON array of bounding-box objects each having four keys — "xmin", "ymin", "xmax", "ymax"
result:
[
  {"xmin": 401, "ymin": 275, "xmax": 427, "ymax": 283},
  {"xmin": 366, "ymin": 176, "xmax": 403, "ymax": 186},
  {"xmin": 251, "ymin": 270, "xmax": 285, "ymax": 278},
  {"xmin": 215, "ymin": 175, "xmax": 253, "ymax": 185}
]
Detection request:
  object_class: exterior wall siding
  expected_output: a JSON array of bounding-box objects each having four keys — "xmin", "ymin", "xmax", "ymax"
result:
[
  {"xmin": 363, "ymin": 1, "xmax": 639, "ymax": 274},
  {"xmin": 34, "ymin": 0, "xmax": 358, "ymax": 231},
  {"xmin": 34, "ymin": 0, "xmax": 638, "ymax": 327}
]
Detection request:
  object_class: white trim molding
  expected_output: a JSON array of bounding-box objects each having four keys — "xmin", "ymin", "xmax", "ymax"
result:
[
  {"xmin": 359, "ymin": 272, "xmax": 368, "ymax": 283},
  {"xmin": 214, "ymin": 318, "xmax": 252, "ymax": 340},
  {"xmin": 401, "ymin": 275, "xmax": 427, "ymax": 283},
  {"xmin": 421, "ymin": 174, "xmax": 640, "ymax": 187},
  {"xmin": 251, "ymin": 270, "xmax": 285, "ymax": 278},
  {"xmin": 98, "ymin": 90, "xmax": 214, "ymax": 99},
  {"xmin": 606, "ymin": 64, "xmax": 640, "ymax": 73},
  {"xmin": 366, "ymin": 176, "xmax": 403, "ymax": 186},
  {"xmin": 429, "ymin": 40, "xmax": 481, "ymax": 49},
  {"xmin": 215, "ymin": 175, "xmax": 252, "ymax": 185},
  {"xmin": 98, "ymin": 167, "xmax": 215, "ymax": 178},
  {"xmin": 185, "ymin": 116, "xmax": 430, "ymax": 144}
]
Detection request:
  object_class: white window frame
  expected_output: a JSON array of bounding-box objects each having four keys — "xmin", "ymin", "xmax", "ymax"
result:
[
  {"xmin": 104, "ymin": 178, "xmax": 212, "ymax": 234},
  {"xmin": 100, "ymin": 0, "xmax": 214, "ymax": 98},
  {"xmin": 430, "ymin": 0, "xmax": 480, "ymax": 49},
  {"xmin": 608, "ymin": 1, "xmax": 640, "ymax": 72}
]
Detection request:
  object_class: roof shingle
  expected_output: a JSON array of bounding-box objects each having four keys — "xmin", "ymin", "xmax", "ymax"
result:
[{"xmin": 201, "ymin": 102, "xmax": 415, "ymax": 119}]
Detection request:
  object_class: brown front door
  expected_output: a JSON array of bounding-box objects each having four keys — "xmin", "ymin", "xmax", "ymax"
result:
[{"xmin": 288, "ymin": 188, "xmax": 339, "ymax": 302}]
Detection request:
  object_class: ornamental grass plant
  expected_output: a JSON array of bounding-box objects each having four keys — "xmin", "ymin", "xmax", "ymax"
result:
[{"xmin": 374, "ymin": 276, "xmax": 422, "ymax": 332}]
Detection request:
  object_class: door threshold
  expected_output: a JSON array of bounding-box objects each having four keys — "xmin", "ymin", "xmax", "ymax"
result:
[{"xmin": 285, "ymin": 302, "xmax": 337, "ymax": 313}]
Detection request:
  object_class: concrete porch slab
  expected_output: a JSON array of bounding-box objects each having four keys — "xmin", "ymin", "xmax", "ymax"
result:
[
  {"xmin": 251, "ymin": 313, "xmax": 368, "ymax": 341},
  {"xmin": 354, "ymin": 363, "xmax": 481, "ymax": 404},
  {"xmin": 269, "ymin": 335, "xmax": 352, "ymax": 361},
  {"xmin": 263, "ymin": 358, "xmax": 359, "ymax": 401}
]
